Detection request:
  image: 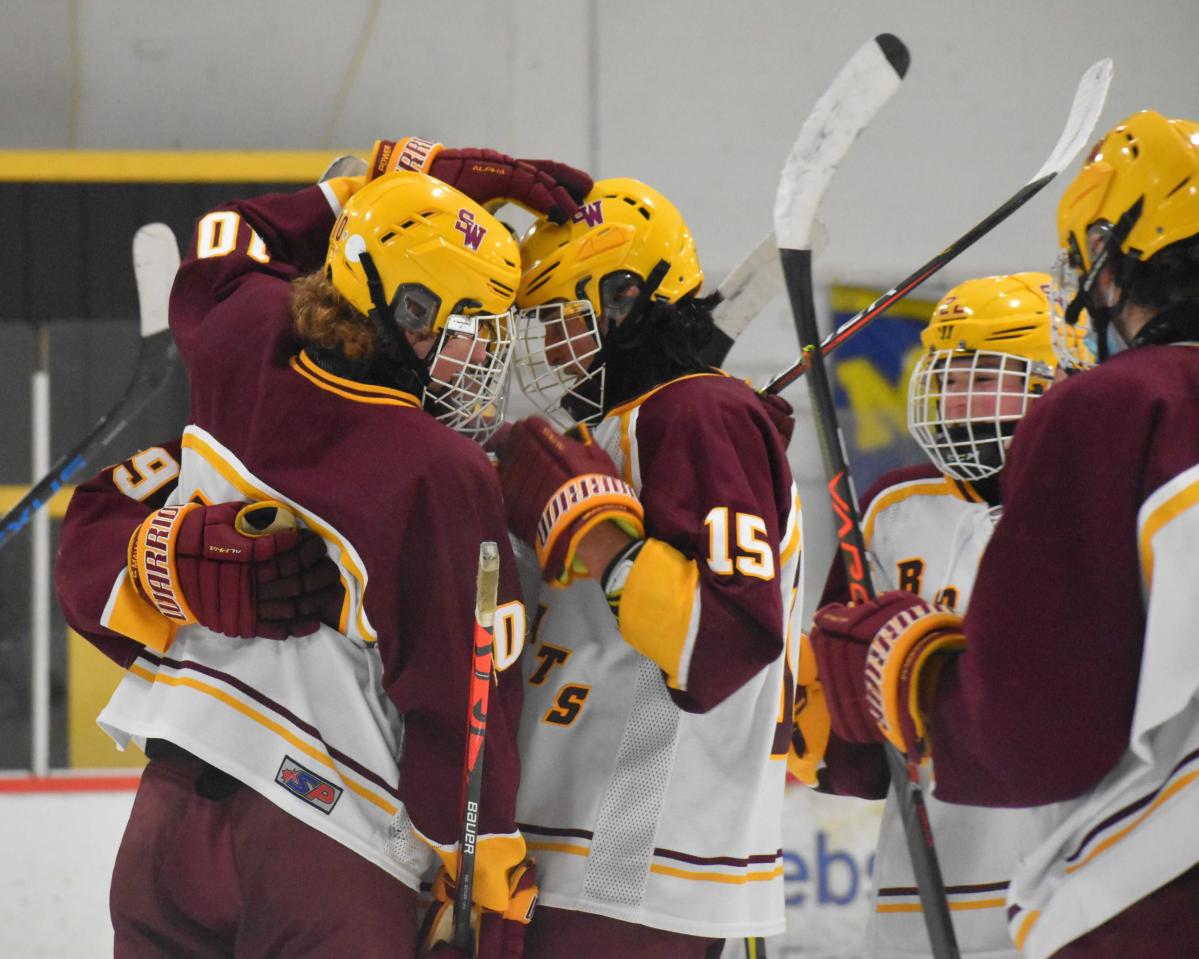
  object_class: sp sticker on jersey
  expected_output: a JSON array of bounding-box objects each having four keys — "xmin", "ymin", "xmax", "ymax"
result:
[{"xmin": 276, "ymin": 756, "xmax": 343, "ymax": 814}]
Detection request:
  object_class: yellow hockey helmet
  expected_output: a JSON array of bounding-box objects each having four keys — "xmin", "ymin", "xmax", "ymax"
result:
[
  {"xmin": 1058, "ymin": 110, "xmax": 1199, "ymax": 273},
  {"xmin": 325, "ymin": 171, "xmax": 520, "ymax": 333},
  {"xmin": 908, "ymin": 273, "xmax": 1079, "ymax": 481},
  {"xmin": 323, "ymin": 172, "xmax": 521, "ymax": 441},
  {"xmin": 516, "ymin": 177, "xmax": 703, "ymax": 314}
]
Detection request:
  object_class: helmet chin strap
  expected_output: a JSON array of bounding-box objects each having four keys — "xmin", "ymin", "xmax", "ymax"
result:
[
  {"xmin": 1066, "ymin": 199, "xmax": 1143, "ymax": 363},
  {"xmin": 558, "ymin": 260, "xmax": 672, "ymax": 423},
  {"xmin": 356, "ymin": 249, "xmax": 432, "ymax": 391}
]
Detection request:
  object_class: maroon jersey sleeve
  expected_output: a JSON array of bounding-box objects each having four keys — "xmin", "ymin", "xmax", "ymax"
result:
[
  {"xmin": 169, "ymin": 184, "xmax": 340, "ymax": 369},
  {"xmin": 374, "ymin": 442, "xmax": 525, "ymax": 851},
  {"xmin": 813, "ymin": 465, "xmax": 943, "ymax": 799},
  {"xmin": 931, "ymin": 347, "xmax": 1199, "ymax": 806},
  {"xmin": 616, "ymin": 375, "xmax": 795, "ymax": 712},
  {"xmin": 54, "ymin": 441, "xmax": 183, "ymax": 668}
]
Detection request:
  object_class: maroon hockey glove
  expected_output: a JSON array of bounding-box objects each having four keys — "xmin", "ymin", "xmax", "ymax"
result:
[
  {"xmin": 127, "ymin": 500, "xmax": 343, "ymax": 641},
  {"xmin": 421, "ymin": 860, "xmax": 538, "ymax": 959},
  {"xmin": 516, "ymin": 158, "xmax": 593, "ymax": 204},
  {"xmin": 809, "ymin": 591, "xmax": 965, "ymax": 758},
  {"xmin": 486, "ymin": 418, "xmax": 644, "ymax": 584},
  {"xmin": 368, "ymin": 137, "xmax": 590, "ymax": 223}
]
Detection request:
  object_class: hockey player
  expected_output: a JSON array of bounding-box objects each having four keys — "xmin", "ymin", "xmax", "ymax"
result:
[
  {"xmin": 54, "ymin": 142, "xmax": 592, "ymax": 958},
  {"xmin": 488, "ymin": 179, "xmax": 803, "ymax": 957},
  {"xmin": 807, "ymin": 110, "xmax": 1199, "ymax": 958},
  {"xmin": 793, "ymin": 274, "xmax": 1082, "ymax": 958}
]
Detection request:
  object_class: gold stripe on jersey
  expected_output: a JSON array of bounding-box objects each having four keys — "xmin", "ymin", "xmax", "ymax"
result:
[
  {"xmin": 604, "ymin": 372, "xmax": 729, "ymax": 420},
  {"xmin": 779, "ymin": 486, "xmax": 802, "ymax": 566},
  {"xmin": 126, "ymin": 662, "xmax": 399, "ymax": 815},
  {"xmin": 617, "ymin": 538, "xmax": 701, "ymax": 690},
  {"xmin": 649, "ymin": 863, "xmax": 785, "ymax": 885},
  {"xmin": 862, "ymin": 477, "xmax": 971, "ymax": 547},
  {"xmin": 181, "ymin": 430, "xmax": 377, "ymax": 644},
  {"xmin": 1013, "ymin": 909, "xmax": 1042, "ymax": 951},
  {"xmin": 1138, "ymin": 471, "xmax": 1199, "ymax": 588},
  {"xmin": 1063, "ymin": 767, "xmax": 1199, "ymax": 875},
  {"xmin": 291, "ymin": 351, "xmax": 422, "ymax": 407},
  {"xmin": 527, "ymin": 840, "xmax": 590, "ymax": 857},
  {"xmin": 876, "ymin": 896, "xmax": 1007, "ymax": 913}
]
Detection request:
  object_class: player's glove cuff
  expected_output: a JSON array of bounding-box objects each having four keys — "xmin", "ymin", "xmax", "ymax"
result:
[
  {"xmin": 866, "ymin": 602, "xmax": 965, "ymax": 759},
  {"xmin": 536, "ymin": 474, "xmax": 645, "ymax": 585},
  {"xmin": 127, "ymin": 503, "xmax": 202, "ymax": 627},
  {"xmin": 367, "ymin": 136, "xmax": 445, "ymax": 179}
]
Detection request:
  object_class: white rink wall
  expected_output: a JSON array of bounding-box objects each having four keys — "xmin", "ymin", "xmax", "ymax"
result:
[{"xmin": 0, "ymin": 783, "xmax": 881, "ymax": 958}]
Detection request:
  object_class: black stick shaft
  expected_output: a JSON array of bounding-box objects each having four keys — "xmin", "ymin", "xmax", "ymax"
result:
[
  {"xmin": 780, "ymin": 247, "xmax": 961, "ymax": 959},
  {"xmin": 765, "ymin": 175, "xmax": 1052, "ymax": 396},
  {"xmin": 0, "ymin": 334, "xmax": 178, "ymax": 552}
]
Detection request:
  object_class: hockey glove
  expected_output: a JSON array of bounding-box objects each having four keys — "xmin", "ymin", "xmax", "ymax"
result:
[
  {"xmin": 486, "ymin": 417, "xmax": 644, "ymax": 585},
  {"xmin": 788, "ymin": 632, "xmax": 831, "ymax": 787},
  {"xmin": 421, "ymin": 860, "xmax": 538, "ymax": 959},
  {"xmin": 809, "ymin": 591, "xmax": 965, "ymax": 759},
  {"xmin": 127, "ymin": 500, "xmax": 342, "ymax": 641},
  {"xmin": 368, "ymin": 137, "xmax": 591, "ymax": 223}
]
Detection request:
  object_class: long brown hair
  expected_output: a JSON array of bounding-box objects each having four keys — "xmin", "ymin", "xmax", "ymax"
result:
[{"xmin": 290, "ymin": 271, "xmax": 376, "ymax": 361}]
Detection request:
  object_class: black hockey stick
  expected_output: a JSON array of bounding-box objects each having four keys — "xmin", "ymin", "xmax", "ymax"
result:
[
  {"xmin": 773, "ymin": 33, "xmax": 963, "ymax": 959},
  {"xmin": 0, "ymin": 223, "xmax": 181, "ymax": 552},
  {"xmin": 763, "ymin": 56, "xmax": 1113, "ymax": 396},
  {"xmin": 452, "ymin": 541, "xmax": 500, "ymax": 955}
]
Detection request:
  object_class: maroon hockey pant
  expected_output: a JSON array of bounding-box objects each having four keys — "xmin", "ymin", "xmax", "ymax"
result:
[{"xmin": 110, "ymin": 747, "xmax": 417, "ymax": 958}]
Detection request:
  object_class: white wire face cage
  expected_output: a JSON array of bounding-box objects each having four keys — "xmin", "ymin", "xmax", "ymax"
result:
[
  {"xmin": 423, "ymin": 310, "xmax": 515, "ymax": 443},
  {"xmin": 907, "ymin": 349, "xmax": 1051, "ymax": 482},
  {"xmin": 513, "ymin": 300, "xmax": 606, "ymax": 428}
]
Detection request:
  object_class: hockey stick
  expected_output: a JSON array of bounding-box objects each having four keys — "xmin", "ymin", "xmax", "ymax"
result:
[
  {"xmin": 774, "ymin": 33, "xmax": 963, "ymax": 959},
  {"xmin": 763, "ymin": 56, "xmax": 1113, "ymax": 396},
  {"xmin": 700, "ymin": 220, "xmax": 827, "ymax": 366},
  {"xmin": 0, "ymin": 223, "xmax": 181, "ymax": 552},
  {"xmin": 452, "ymin": 540, "xmax": 501, "ymax": 955}
]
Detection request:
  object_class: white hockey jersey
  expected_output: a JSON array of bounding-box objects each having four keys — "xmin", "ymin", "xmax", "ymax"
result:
[
  {"xmin": 852, "ymin": 467, "xmax": 1058, "ymax": 959},
  {"xmin": 513, "ymin": 374, "xmax": 803, "ymax": 939},
  {"xmin": 97, "ymin": 427, "xmax": 435, "ymax": 889}
]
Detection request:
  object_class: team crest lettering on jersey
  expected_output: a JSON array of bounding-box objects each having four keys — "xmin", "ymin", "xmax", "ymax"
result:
[
  {"xmin": 572, "ymin": 200, "xmax": 604, "ymax": 227},
  {"xmin": 455, "ymin": 209, "xmax": 488, "ymax": 251},
  {"xmin": 276, "ymin": 756, "xmax": 343, "ymax": 814}
]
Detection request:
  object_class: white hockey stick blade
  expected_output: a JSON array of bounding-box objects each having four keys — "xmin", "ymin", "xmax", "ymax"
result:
[
  {"xmin": 133, "ymin": 223, "xmax": 181, "ymax": 338},
  {"xmin": 711, "ymin": 219, "xmax": 828, "ymax": 343},
  {"xmin": 319, "ymin": 154, "xmax": 368, "ymax": 182},
  {"xmin": 775, "ymin": 34, "xmax": 910, "ymax": 252},
  {"xmin": 1029, "ymin": 58, "xmax": 1113, "ymax": 183}
]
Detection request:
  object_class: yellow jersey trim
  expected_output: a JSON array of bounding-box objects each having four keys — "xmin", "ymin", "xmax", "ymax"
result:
[
  {"xmin": 181, "ymin": 430, "xmax": 376, "ymax": 644},
  {"xmin": 291, "ymin": 351, "xmax": 422, "ymax": 407},
  {"xmin": 618, "ymin": 538, "xmax": 701, "ymax": 689},
  {"xmin": 877, "ymin": 897, "xmax": 1007, "ymax": 913},
  {"xmin": 862, "ymin": 477, "xmax": 967, "ymax": 547},
  {"xmin": 1138, "ymin": 474, "xmax": 1199, "ymax": 588},
  {"xmin": 604, "ymin": 372, "xmax": 727, "ymax": 420},
  {"xmin": 127, "ymin": 662, "xmax": 397, "ymax": 814},
  {"xmin": 0, "ymin": 150, "xmax": 355, "ymax": 183},
  {"xmin": 649, "ymin": 863, "xmax": 785, "ymax": 885}
]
